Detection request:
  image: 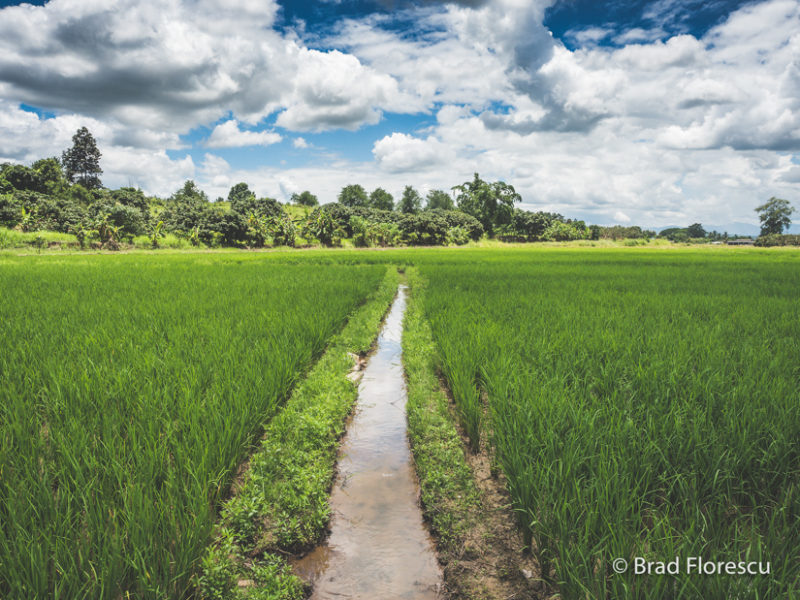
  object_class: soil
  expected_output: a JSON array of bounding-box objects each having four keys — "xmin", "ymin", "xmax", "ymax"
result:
[{"xmin": 434, "ymin": 377, "xmax": 556, "ymax": 600}]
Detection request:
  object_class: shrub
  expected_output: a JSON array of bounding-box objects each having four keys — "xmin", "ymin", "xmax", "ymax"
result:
[
  {"xmin": 542, "ymin": 221, "xmax": 586, "ymax": 241},
  {"xmin": 446, "ymin": 226, "xmax": 471, "ymax": 245},
  {"xmin": 0, "ymin": 194, "xmax": 21, "ymax": 227},
  {"xmin": 755, "ymin": 234, "xmax": 800, "ymax": 247}
]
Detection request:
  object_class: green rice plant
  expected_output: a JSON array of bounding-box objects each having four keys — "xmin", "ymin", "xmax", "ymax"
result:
[
  {"xmin": 420, "ymin": 248, "xmax": 800, "ymax": 598},
  {"xmin": 0, "ymin": 253, "xmax": 384, "ymax": 599}
]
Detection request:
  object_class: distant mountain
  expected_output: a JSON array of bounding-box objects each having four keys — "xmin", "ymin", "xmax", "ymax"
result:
[{"xmin": 652, "ymin": 223, "xmax": 800, "ymax": 237}]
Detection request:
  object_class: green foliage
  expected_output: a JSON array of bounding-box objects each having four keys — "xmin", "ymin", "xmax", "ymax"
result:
[
  {"xmin": 541, "ymin": 220, "xmax": 587, "ymax": 241},
  {"xmin": 202, "ymin": 268, "xmax": 398, "ymax": 598},
  {"xmin": 686, "ymin": 222, "xmax": 706, "ymax": 238},
  {"xmin": 104, "ymin": 202, "xmax": 148, "ymax": 237},
  {"xmin": 247, "ymin": 213, "xmax": 270, "ymax": 247},
  {"xmin": 1, "ymin": 163, "xmax": 40, "ymax": 192},
  {"xmin": 337, "ymin": 184, "xmax": 369, "ymax": 207},
  {"xmin": 110, "ymin": 186, "xmax": 149, "ymax": 211},
  {"xmin": 68, "ymin": 183, "xmax": 94, "ymax": 206},
  {"xmin": 421, "ymin": 249, "xmax": 800, "ymax": 599},
  {"xmin": 311, "ymin": 204, "xmax": 483, "ymax": 245},
  {"xmin": 452, "ymin": 172, "xmax": 521, "ymax": 235},
  {"xmin": 754, "ymin": 233, "xmax": 800, "ymax": 246},
  {"xmin": 303, "ymin": 209, "xmax": 344, "ymax": 246},
  {"xmin": 425, "ymin": 189, "xmax": 454, "ymax": 210},
  {"xmin": 349, "ymin": 215, "xmax": 372, "ymax": 247},
  {"xmin": 228, "ymin": 182, "xmax": 255, "ymax": 207},
  {"xmin": 9, "ymin": 191, "xmax": 86, "ymax": 233},
  {"xmin": 0, "ymin": 193, "xmax": 21, "ymax": 227},
  {"xmin": 368, "ymin": 187, "xmax": 394, "ymax": 210},
  {"xmin": 402, "ymin": 267, "xmax": 481, "ymax": 559},
  {"xmin": 755, "ymin": 197, "xmax": 794, "ymax": 236},
  {"xmin": 173, "ymin": 180, "xmax": 209, "ymax": 204},
  {"xmin": 445, "ymin": 226, "xmax": 470, "ymax": 245},
  {"xmin": 398, "ymin": 185, "xmax": 422, "ymax": 214},
  {"xmin": 496, "ymin": 209, "xmax": 563, "ymax": 242},
  {"xmin": 0, "ymin": 255, "xmax": 385, "ymax": 599},
  {"xmin": 232, "ymin": 195, "xmax": 282, "ymax": 220},
  {"xmin": 91, "ymin": 211, "xmax": 122, "ymax": 249},
  {"xmin": 290, "ymin": 190, "xmax": 318, "ymax": 207},
  {"xmin": 267, "ymin": 213, "xmax": 298, "ymax": 247},
  {"xmin": 597, "ymin": 225, "xmax": 655, "ymax": 240},
  {"xmin": 61, "ymin": 126, "xmax": 103, "ymax": 189},
  {"xmin": 147, "ymin": 220, "xmax": 165, "ymax": 248},
  {"xmin": 659, "ymin": 227, "xmax": 688, "ymax": 241},
  {"xmin": 197, "ymin": 534, "xmax": 238, "ymax": 600},
  {"xmin": 0, "ymin": 226, "xmax": 78, "ymax": 249},
  {"xmin": 32, "ymin": 158, "xmax": 67, "ymax": 195}
]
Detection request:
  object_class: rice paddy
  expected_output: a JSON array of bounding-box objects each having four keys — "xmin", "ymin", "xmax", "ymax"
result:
[
  {"xmin": 0, "ymin": 253, "xmax": 385, "ymax": 599},
  {"xmin": 420, "ymin": 249, "xmax": 800, "ymax": 598},
  {"xmin": 1, "ymin": 246, "xmax": 798, "ymax": 599}
]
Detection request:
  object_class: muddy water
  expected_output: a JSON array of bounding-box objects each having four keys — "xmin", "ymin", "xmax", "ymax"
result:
[{"xmin": 293, "ymin": 285, "xmax": 443, "ymax": 599}]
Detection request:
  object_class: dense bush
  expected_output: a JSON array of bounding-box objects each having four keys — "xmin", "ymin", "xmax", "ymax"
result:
[
  {"xmin": 312, "ymin": 204, "xmax": 483, "ymax": 246},
  {"xmin": 0, "ymin": 194, "xmax": 21, "ymax": 227},
  {"xmin": 541, "ymin": 220, "xmax": 587, "ymax": 241},
  {"xmin": 755, "ymin": 234, "xmax": 800, "ymax": 247},
  {"xmin": 597, "ymin": 225, "xmax": 656, "ymax": 240}
]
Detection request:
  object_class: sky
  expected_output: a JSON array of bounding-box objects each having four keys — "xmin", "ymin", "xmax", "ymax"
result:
[{"xmin": 0, "ymin": 0, "xmax": 798, "ymax": 229}]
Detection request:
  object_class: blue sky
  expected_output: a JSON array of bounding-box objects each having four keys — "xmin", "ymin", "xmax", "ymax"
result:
[{"xmin": 0, "ymin": 0, "xmax": 797, "ymax": 228}]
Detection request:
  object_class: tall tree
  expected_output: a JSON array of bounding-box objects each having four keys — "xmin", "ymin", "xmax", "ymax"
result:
[
  {"xmin": 755, "ymin": 197, "xmax": 794, "ymax": 236},
  {"xmin": 369, "ymin": 187, "xmax": 394, "ymax": 211},
  {"xmin": 426, "ymin": 189, "xmax": 454, "ymax": 210},
  {"xmin": 338, "ymin": 184, "xmax": 369, "ymax": 207},
  {"xmin": 228, "ymin": 182, "xmax": 255, "ymax": 206},
  {"xmin": 173, "ymin": 180, "xmax": 208, "ymax": 204},
  {"xmin": 452, "ymin": 173, "xmax": 520, "ymax": 235},
  {"xmin": 686, "ymin": 223, "xmax": 706, "ymax": 238},
  {"xmin": 291, "ymin": 191, "xmax": 318, "ymax": 206},
  {"xmin": 398, "ymin": 186, "xmax": 422, "ymax": 214},
  {"xmin": 61, "ymin": 127, "xmax": 103, "ymax": 189}
]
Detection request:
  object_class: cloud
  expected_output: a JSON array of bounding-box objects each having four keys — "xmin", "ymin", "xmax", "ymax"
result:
[
  {"xmin": 0, "ymin": 0, "xmax": 289, "ymax": 131},
  {"xmin": 275, "ymin": 49, "xmax": 414, "ymax": 131},
  {"xmin": 568, "ymin": 27, "xmax": 613, "ymax": 46},
  {"xmin": 612, "ymin": 27, "xmax": 667, "ymax": 45},
  {"xmin": 293, "ymin": 137, "xmax": 309, "ymax": 149},
  {"xmin": 206, "ymin": 120, "xmax": 282, "ymax": 148},
  {"xmin": 0, "ymin": 0, "xmax": 414, "ymax": 136},
  {"xmin": 372, "ymin": 132, "xmax": 454, "ymax": 172}
]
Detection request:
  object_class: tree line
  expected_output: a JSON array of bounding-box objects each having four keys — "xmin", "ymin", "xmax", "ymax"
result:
[{"xmin": 0, "ymin": 127, "xmax": 794, "ymax": 249}]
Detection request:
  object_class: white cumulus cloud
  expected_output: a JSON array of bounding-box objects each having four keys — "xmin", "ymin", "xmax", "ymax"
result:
[{"xmin": 206, "ymin": 120, "xmax": 282, "ymax": 148}]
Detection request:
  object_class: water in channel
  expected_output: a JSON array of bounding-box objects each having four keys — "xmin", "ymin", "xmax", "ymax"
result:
[{"xmin": 293, "ymin": 285, "xmax": 443, "ymax": 599}]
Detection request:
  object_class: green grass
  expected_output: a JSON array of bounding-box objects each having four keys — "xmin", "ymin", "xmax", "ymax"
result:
[
  {"xmin": 402, "ymin": 267, "xmax": 486, "ymax": 596},
  {"xmin": 403, "ymin": 267, "xmax": 480, "ymax": 551},
  {"xmin": 0, "ymin": 226, "xmax": 78, "ymax": 249},
  {"xmin": 132, "ymin": 233, "xmax": 196, "ymax": 250},
  {"xmin": 0, "ymin": 253, "xmax": 385, "ymax": 599},
  {"xmin": 419, "ymin": 248, "xmax": 800, "ymax": 598},
  {"xmin": 199, "ymin": 267, "xmax": 401, "ymax": 599}
]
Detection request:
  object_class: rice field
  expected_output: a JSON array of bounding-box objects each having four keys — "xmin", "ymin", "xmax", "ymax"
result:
[
  {"xmin": 2, "ymin": 246, "xmax": 798, "ymax": 600},
  {"xmin": 420, "ymin": 249, "xmax": 800, "ymax": 598},
  {"xmin": 0, "ymin": 253, "xmax": 385, "ymax": 599}
]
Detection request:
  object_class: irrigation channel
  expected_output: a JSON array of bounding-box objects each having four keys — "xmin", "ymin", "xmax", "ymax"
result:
[{"xmin": 293, "ymin": 285, "xmax": 443, "ymax": 599}]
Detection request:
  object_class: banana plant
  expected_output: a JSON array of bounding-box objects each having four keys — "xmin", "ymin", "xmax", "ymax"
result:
[{"xmin": 147, "ymin": 220, "xmax": 164, "ymax": 249}]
